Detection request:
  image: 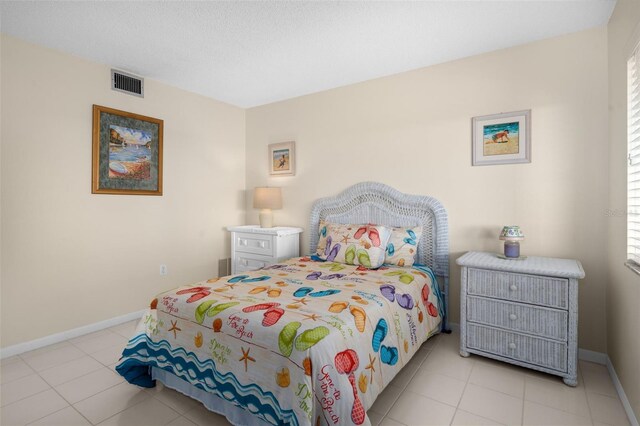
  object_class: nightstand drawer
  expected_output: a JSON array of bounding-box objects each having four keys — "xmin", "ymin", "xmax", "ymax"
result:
[
  {"xmin": 235, "ymin": 233, "xmax": 274, "ymax": 256},
  {"xmin": 467, "ymin": 296, "xmax": 568, "ymax": 341},
  {"xmin": 467, "ymin": 268, "xmax": 568, "ymax": 309},
  {"xmin": 234, "ymin": 254, "xmax": 271, "ymax": 273},
  {"xmin": 467, "ymin": 324, "xmax": 567, "ymax": 372}
]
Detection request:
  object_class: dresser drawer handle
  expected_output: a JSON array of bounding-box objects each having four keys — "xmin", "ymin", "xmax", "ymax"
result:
[
  {"xmin": 241, "ymin": 259, "xmax": 248, "ymax": 266},
  {"xmin": 508, "ymin": 342, "xmax": 516, "ymax": 350},
  {"xmin": 258, "ymin": 241, "xmax": 266, "ymax": 248},
  {"xmin": 509, "ymin": 284, "xmax": 517, "ymax": 291},
  {"xmin": 509, "ymin": 313, "xmax": 518, "ymax": 321},
  {"xmin": 239, "ymin": 239, "xmax": 247, "ymax": 246}
]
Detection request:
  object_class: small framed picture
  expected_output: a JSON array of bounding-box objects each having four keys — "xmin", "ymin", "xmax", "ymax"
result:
[
  {"xmin": 472, "ymin": 110, "xmax": 531, "ymax": 166},
  {"xmin": 268, "ymin": 141, "xmax": 295, "ymax": 176},
  {"xmin": 92, "ymin": 105, "xmax": 163, "ymax": 195}
]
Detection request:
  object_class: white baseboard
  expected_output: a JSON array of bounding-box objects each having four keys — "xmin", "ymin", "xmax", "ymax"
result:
[
  {"xmin": 578, "ymin": 348, "xmax": 608, "ymax": 365},
  {"xmin": 607, "ymin": 357, "xmax": 640, "ymax": 426},
  {"xmin": 0, "ymin": 309, "xmax": 146, "ymax": 359}
]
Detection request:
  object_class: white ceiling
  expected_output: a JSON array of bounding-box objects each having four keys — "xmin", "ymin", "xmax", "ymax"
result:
[{"xmin": 1, "ymin": 1, "xmax": 615, "ymax": 108}]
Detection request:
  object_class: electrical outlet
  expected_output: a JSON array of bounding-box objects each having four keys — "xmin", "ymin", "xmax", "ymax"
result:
[{"xmin": 160, "ymin": 264, "xmax": 168, "ymax": 276}]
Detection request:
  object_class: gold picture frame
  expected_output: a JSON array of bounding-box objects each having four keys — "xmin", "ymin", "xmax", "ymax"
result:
[
  {"xmin": 268, "ymin": 141, "xmax": 295, "ymax": 176},
  {"xmin": 92, "ymin": 105, "xmax": 163, "ymax": 195}
]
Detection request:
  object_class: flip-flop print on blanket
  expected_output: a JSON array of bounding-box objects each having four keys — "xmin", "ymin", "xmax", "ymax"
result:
[
  {"xmin": 293, "ymin": 287, "xmax": 341, "ymax": 298},
  {"xmin": 335, "ymin": 349, "xmax": 365, "ymax": 425},
  {"xmin": 371, "ymin": 318, "xmax": 398, "ymax": 366},
  {"xmin": 278, "ymin": 321, "xmax": 330, "ymax": 357},
  {"xmin": 194, "ymin": 301, "xmax": 241, "ymax": 324},
  {"xmin": 305, "ymin": 271, "xmax": 346, "ymax": 281},
  {"xmin": 421, "ymin": 284, "xmax": 439, "ymax": 317},
  {"xmin": 318, "ymin": 262, "xmax": 346, "ymax": 272},
  {"xmin": 176, "ymin": 286, "xmax": 211, "ymax": 303},
  {"xmin": 242, "ymin": 303, "xmax": 285, "ymax": 327},
  {"xmin": 379, "ymin": 284, "xmax": 414, "ymax": 310},
  {"xmin": 327, "ymin": 301, "xmax": 367, "ymax": 332},
  {"xmin": 383, "ymin": 270, "xmax": 414, "ymax": 284},
  {"xmin": 227, "ymin": 275, "xmax": 271, "ymax": 283}
]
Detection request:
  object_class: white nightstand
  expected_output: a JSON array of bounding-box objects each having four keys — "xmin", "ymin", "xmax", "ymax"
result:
[
  {"xmin": 457, "ymin": 251, "xmax": 585, "ymax": 386},
  {"xmin": 227, "ymin": 226, "xmax": 303, "ymax": 274}
]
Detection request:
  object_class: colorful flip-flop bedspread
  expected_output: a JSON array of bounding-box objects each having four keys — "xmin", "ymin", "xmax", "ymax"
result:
[{"xmin": 116, "ymin": 256, "xmax": 444, "ymax": 426}]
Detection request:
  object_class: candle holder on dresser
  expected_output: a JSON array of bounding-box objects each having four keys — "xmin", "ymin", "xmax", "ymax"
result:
[{"xmin": 498, "ymin": 225, "xmax": 525, "ymax": 259}]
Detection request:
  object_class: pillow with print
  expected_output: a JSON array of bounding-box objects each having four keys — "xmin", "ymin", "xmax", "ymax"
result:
[
  {"xmin": 385, "ymin": 226, "xmax": 422, "ymax": 267},
  {"xmin": 316, "ymin": 221, "xmax": 392, "ymax": 269}
]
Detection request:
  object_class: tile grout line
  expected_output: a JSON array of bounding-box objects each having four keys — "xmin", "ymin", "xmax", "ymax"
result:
[
  {"xmin": 522, "ymin": 370, "xmax": 594, "ymax": 423},
  {"xmin": 74, "ymin": 384, "xmax": 150, "ymax": 425},
  {"xmin": 388, "ymin": 341, "xmax": 473, "ymax": 425},
  {"xmin": 37, "ymin": 360, "xmax": 106, "ymax": 388},
  {"xmin": 451, "ymin": 354, "xmax": 494, "ymax": 426},
  {"xmin": 580, "ymin": 365, "xmax": 599, "ymax": 425},
  {"xmin": 1, "ymin": 387, "xmax": 52, "ymax": 410},
  {"xmin": 6, "ymin": 327, "xmax": 629, "ymax": 426},
  {"xmin": 71, "ymin": 404, "xmax": 94, "ymax": 426},
  {"xmin": 5, "ymin": 325, "xmax": 146, "ymax": 425},
  {"xmin": 23, "ymin": 404, "xmax": 71, "ymax": 426},
  {"xmin": 95, "ymin": 396, "xmax": 176, "ymax": 426},
  {"xmin": 0, "ymin": 361, "xmax": 37, "ymax": 385},
  {"xmin": 381, "ymin": 335, "xmax": 441, "ymax": 423},
  {"xmin": 521, "ymin": 376, "xmax": 525, "ymax": 426},
  {"xmin": 44, "ymin": 371, "xmax": 98, "ymax": 424}
]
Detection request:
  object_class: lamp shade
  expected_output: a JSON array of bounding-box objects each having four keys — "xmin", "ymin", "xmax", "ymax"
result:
[
  {"xmin": 499, "ymin": 225, "xmax": 524, "ymax": 241},
  {"xmin": 253, "ymin": 187, "xmax": 282, "ymax": 210}
]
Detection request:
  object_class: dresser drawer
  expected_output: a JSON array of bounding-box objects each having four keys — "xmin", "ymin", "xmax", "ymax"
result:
[
  {"xmin": 234, "ymin": 233, "xmax": 274, "ymax": 256},
  {"xmin": 234, "ymin": 254, "xmax": 271, "ymax": 273},
  {"xmin": 467, "ymin": 296, "xmax": 568, "ymax": 341},
  {"xmin": 467, "ymin": 324, "xmax": 567, "ymax": 372},
  {"xmin": 467, "ymin": 268, "xmax": 568, "ymax": 309}
]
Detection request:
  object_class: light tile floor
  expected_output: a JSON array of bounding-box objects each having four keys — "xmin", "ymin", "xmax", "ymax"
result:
[{"xmin": 0, "ymin": 323, "xmax": 631, "ymax": 426}]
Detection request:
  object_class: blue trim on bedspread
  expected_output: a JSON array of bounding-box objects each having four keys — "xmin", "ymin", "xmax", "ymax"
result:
[{"xmin": 116, "ymin": 334, "xmax": 299, "ymax": 426}]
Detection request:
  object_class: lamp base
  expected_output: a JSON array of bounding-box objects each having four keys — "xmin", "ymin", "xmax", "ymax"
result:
[
  {"xmin": 503, "ymin": 241, "xmax": 520, "ymax": 258},
  {"xmin": 259, "ymin": 209, "xmax": 273, "ymax": 228}
]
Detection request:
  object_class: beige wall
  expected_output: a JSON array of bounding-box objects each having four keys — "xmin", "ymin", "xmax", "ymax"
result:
[
  {"xmin": 0, "ymin": 36, "xmax": 246, "ymax": 347},
  {"xmin": 246, "ymin": 28, "xmax": 610, "ymax": 352},
  {"xmin": 607, "ymin": 0, "xmax": 640, "ymax": 420}
]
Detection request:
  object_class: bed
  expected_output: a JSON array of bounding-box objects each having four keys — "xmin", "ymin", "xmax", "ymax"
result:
[{"xmin": 116, "ymin": 182, "xmax": 450, "ymax": 426}]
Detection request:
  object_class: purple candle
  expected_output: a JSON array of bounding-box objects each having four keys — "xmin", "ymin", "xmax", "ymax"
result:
[{"xmin": 504, "ymin": 241, "xmax": 520, "ymax": 258}]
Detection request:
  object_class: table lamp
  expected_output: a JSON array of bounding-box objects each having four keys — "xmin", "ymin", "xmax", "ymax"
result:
[
  {"xmin": 499, "ymin": 226, "xmax": 524, "ymax": 258},
  {"xmin": 253, "ymin": 187, "xmax": 282, "ymax": 228}
]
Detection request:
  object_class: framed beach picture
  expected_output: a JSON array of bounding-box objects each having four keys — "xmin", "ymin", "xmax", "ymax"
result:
[
  {"xmin": 268, "ymin": 141, "xmax": 295, "ymax": 176},
  {"xmin": 472, "ymin": 110, "xmax": 531, "ymax": 166},
  {"xmin": 92, "ymin": 105, "xmax": 163, "ymax": 195}
]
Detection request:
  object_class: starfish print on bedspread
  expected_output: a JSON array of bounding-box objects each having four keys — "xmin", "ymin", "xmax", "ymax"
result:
[
  {"xmin": 168, "ymin": 320, "xmax": 181, "ymax": 339},
  {"xmin": 365, "ymin": 354, "xmax": 376, "ymax": 384},
  {"xmin": 239, "ymin": 347, "xmax": 255, "ymax": 372}
]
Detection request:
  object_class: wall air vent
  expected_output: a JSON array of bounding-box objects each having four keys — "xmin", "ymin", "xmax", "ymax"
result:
[{"xmin": 111, "ymin": 69, "xmax": 144, "ymax": 97}]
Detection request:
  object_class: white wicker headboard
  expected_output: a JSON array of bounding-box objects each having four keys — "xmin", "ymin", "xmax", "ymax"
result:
[{"xmin": 309, "ymin": 182, "xmax": 449, "ymax": 279}]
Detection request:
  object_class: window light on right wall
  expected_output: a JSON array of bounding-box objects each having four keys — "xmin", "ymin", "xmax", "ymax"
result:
[{"xmin": 627, "ymin": 43, "xmax": 640, "ymax": 273}]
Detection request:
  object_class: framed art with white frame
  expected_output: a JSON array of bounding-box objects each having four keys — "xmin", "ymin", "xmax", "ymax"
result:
[
  {"xmin": 472, "ymin": 110, "xmax": 531, "ymax": 166},
  {"xmin": 268, "ymin": 141, "xmax": 295, "ymax": 176}
]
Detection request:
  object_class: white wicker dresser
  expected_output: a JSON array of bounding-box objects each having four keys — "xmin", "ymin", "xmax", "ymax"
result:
[{"xmin": 457, "ymin": 251, "xmax": 585, "ymax": 386}]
